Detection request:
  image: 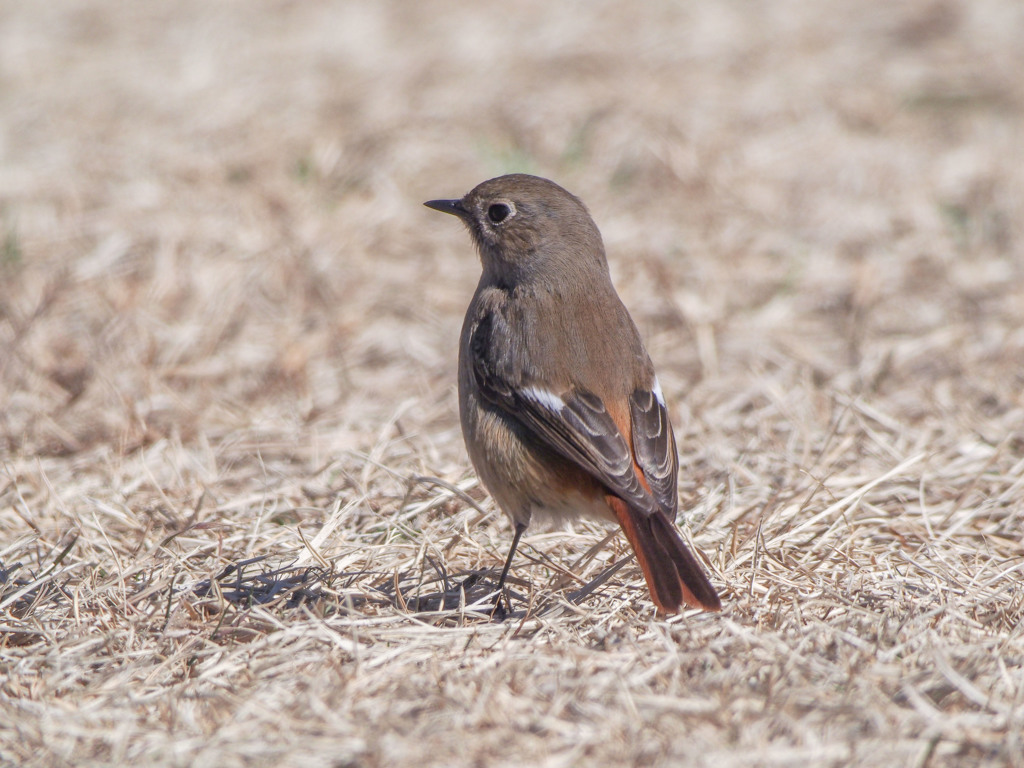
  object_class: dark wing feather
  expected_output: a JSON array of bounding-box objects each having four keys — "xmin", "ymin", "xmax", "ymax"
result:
[
  {"xmin": 514, "ymin": 387, "xmax": 658, "ymax": 515},
  {"xmin": 469, "ymin": 311, "xmax": 658, "ymax": 515},
  {"xmin": 628, "ymin": 387, "xmax": 679, "ymax": 519}
]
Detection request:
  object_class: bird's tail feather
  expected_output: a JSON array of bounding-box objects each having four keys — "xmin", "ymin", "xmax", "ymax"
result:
[{"xmin": 607, "ymin": 496, "xmax": 721, "ymax": 613}]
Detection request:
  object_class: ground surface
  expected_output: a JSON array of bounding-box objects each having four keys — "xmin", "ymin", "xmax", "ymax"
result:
[{"xmin": 2, "ymin": 1, "xmax": 1023, "ymax": 766}]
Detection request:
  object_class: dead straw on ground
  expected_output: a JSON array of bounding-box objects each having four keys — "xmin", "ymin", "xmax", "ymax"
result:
[{"xmin": 1, "ymin": 2, "xmax": 1023, "ymax": 767}]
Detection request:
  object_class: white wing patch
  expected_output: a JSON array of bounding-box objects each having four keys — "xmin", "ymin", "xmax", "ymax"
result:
[
  {"xmin": 652, "ymin": 376, "xmax": 666, "ymax": 406},
  {"xmin": 523, "ymin": 386, "xmax": 565, "ymax": 413}
]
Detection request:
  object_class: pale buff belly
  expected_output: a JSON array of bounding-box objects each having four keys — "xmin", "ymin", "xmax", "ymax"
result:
[{"xmin": 462, "ymin": 394, "xmax": 616, "ymax": 528}]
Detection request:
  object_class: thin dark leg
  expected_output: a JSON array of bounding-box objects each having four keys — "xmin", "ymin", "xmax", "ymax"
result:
[
  {"xmin": 492, "ymin": 522, "xmax": 527, "ymax": 618},
  {"xmin": 497, "ymin": 522, "xmax": 527, "ymax": 592}
]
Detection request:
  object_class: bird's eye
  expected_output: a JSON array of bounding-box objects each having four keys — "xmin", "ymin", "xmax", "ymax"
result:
[{"xmin": 487, "ymin": 203, "xmax": 513, "ymax": 224}]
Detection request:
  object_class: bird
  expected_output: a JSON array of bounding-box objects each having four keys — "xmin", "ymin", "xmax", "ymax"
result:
[{"xmin": 424, "ymin": 174, "xmax": 721, "ymax": 614}]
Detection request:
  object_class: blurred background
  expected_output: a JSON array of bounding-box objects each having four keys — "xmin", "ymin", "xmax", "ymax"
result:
[
  {"xmin": 2, "ymin": 0, "xmax": 1021, "ymax": 463},
  {"xmin": 3, "ymin": 3, "xmax": 1024, "ymax": 766}
]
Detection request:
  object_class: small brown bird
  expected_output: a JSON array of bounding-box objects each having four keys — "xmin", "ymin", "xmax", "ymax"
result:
[{"xmin": 425, "ymin": 174, "xmax": 721, "ymax": 614}]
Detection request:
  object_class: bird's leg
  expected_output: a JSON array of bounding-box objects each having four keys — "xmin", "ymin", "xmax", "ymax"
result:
[{"xmin": 491, "ymin": 522, "xmax": 527, "ymax": 619}]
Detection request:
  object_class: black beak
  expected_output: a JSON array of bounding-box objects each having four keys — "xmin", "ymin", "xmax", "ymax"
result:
[{"xmin": 424, "ymin": 198, "xmax": 469, "ymax": 218}]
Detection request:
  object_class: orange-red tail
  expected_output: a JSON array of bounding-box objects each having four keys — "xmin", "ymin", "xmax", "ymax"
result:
[{"xmin": 607, "ymin": 496, "xmax": 721, "ymax": 613}]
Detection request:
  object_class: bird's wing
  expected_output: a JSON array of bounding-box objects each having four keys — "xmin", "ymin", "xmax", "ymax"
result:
[
  {"xmin": 470, "ymin": 311, "xmax": 663, "ymax": 516},
  {"xmin": 628, "ymin": 383, "xmax": 679, "ymax": 519}
]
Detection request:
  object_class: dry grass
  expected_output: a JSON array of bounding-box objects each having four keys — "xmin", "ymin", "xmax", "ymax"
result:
[{"xmin": 2, "ymin": 1, "xmax": 1024, "ymax": 766}]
